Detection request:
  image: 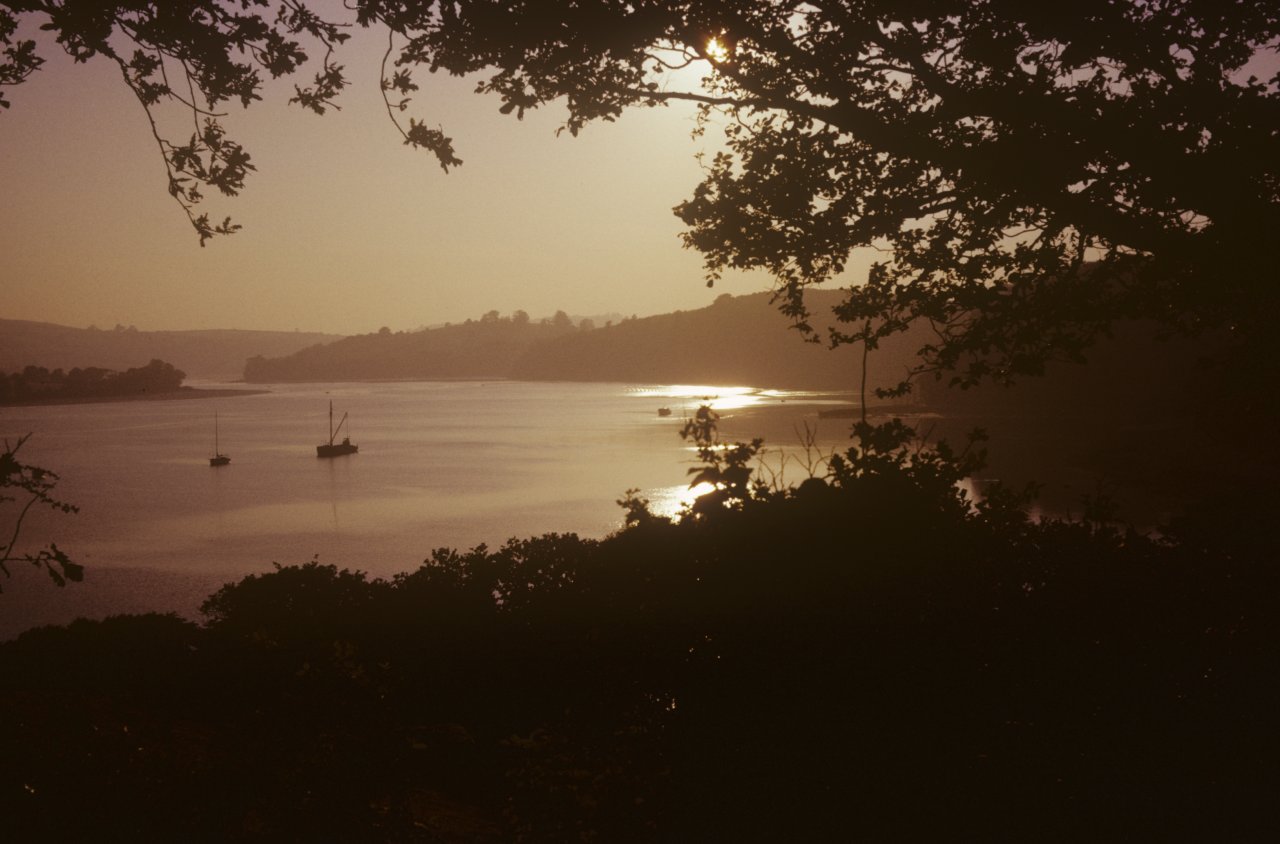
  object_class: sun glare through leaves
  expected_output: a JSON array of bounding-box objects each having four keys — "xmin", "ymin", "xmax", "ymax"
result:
[{"xmin": 705, "ymin": 36, "xmax": 731, "ymax": 63}]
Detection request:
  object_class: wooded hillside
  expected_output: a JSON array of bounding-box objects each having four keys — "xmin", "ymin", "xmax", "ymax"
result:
[
  {"xmin": 243, "ymin": 293, "xmax": 922, "ymax": 391},
  {"xmin": 0, "ymin": 320, "xmax": 337, "ymax": 380}
]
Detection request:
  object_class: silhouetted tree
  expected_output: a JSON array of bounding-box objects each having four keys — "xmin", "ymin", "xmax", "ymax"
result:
[
  {"xmin": 0, "ymin": 435, "xmax": 81, "ymax": 592},
  {"xmin": 5, "ymin": 2, "xmax": 1275, "ymax": 387}
]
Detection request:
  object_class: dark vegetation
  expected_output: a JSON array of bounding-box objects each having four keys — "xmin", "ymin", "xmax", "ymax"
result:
[
  {"xmin": 0, "ymin": 359, "xmax": 186, "ymax": 404},
  {"xmin": 3, "ymin": 2, "xmax": 1277, "ymax": 839},
  {"xmin": 3, "ymin": 416, "xmax": 1276, "ymax": 839},
  {"xmin": 914, "ymin": 319, "xmax": 1280, "ymax": 512},
  {"xmin": 0, "ymin": 319, "xmax": 338, "ymax": 381}
]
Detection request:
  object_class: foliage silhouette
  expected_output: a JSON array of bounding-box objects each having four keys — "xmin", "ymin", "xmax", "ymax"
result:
[
  {"xmin": 6, "ymin": 2, "xmax": 1276, "ymax": 388},
  {"xmin": 2, "ymin": 1, "xmax": 1277, "ymax": 834},
  {"xmin": 3, "ymin": 416, "xmax": 1276, "ymax": 838},
  {"xmin": 679, "ymin": 403, "xmax": 764, "ymax": 515},
  {"xmin": 0, "ymin": 434, "xmax": 81, "ymax": 592}
]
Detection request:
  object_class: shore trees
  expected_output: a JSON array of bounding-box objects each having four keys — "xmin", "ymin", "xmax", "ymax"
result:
[{"xmin": 0, "ymin": 358, "xmax": 186, "ymax": 403}]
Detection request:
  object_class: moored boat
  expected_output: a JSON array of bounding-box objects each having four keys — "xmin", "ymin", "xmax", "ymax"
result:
[
  {"xmin": 317, "ymin": 401, "xmax": 358, "ymax": 458},
  {"xmin": 210, "ymin": 412, "xmax": 230, "ymax": 466}
]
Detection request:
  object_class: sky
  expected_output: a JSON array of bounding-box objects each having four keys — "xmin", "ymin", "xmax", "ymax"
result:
[{"xmin": 0, "ymin": 11, "xmax": 816, "ymax": 335}]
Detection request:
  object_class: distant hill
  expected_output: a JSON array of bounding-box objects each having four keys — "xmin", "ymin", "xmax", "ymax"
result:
[
  {"xmin": 511, "ymin": 291, "xmax": 920, "ymax": 390},
  {"xmin": 0, "ymin": 320, "xmax": 339, "ymax": 380},
  {"xmin": 243, "ymin": 312, "xmax": 583, "ymax": 382},
  {"xmin": 242, "ymin": 292, "xmax": 921, "ymax": 391}
]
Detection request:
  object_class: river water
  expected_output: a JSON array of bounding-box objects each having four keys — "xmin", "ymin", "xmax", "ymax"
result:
[{"xmin": 1, "ymin": 380, "xmax": 855, "ymax": 638}]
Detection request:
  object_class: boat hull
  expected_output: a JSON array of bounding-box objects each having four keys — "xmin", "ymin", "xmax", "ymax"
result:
[
  {"xmin": 209, "ymin": 454, "xmax": 230, "ymax": 467},
  {"xmin": 316, "ymin": 442, "xmax": 358, "ymax": 458}
]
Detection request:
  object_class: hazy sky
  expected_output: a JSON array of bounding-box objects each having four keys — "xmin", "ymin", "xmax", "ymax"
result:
[{"xmin": 0, "ymin": 13, "xmax": 830, "ymax": 335}]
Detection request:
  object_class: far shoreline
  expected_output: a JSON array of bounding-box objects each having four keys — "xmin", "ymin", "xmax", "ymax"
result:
[{"xmin": 0, "ymin": 386, "xmax": 270, "ymax": 409}]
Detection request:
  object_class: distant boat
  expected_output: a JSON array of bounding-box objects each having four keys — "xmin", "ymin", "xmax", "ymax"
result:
[
  {"xmin": 209, "ymin": 413, "xmax": 230, "ymax": 466},
  {"xmin": 317, "ymin": 401, "xmax": 358, "ymax": 458},
  {"xmin": 657, "ymin": 407, "xmax": 672, "ymax": 417}
]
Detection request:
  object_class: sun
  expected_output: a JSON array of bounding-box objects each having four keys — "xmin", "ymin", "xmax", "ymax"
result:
[{"xmin": 705, "ymin": 36, "xmax": 731, "ymax": 63}]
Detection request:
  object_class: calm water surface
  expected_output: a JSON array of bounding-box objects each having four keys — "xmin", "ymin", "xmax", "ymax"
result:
[{"xmin": 1, "ymin": 381, "xmax": 852, "ymax": 637}]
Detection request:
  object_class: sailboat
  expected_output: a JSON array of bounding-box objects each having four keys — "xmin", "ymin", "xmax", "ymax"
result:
[
  {"xmin": 209, "ymin": 413, "xmax": 230, "ymax": 466},
  {"xmin": 316, "ymin": 401, "xmax": 358, "ymax": 458}
]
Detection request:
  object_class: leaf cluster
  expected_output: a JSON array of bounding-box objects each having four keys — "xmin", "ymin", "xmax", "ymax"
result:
[
  {"xmin": 0, "ymin": 7, "xmax": 44, "ymax": 109},
  {"xmin": 678, "ymin": 404, "xmax": 764, "ymax": 515},
  {"xmin": 0, "ymin": 434, "xmax": 81, "ymax": 592},
  {"xmin": 3, "ymin": 0, "xmax": 354, "ymax": 243}
]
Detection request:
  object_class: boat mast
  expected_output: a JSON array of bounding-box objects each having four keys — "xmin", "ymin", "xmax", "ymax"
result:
[
  {"xmin": 323, "ymin": 401, "xmax": 351, "ymax": 447},
  {"xmin": 214, "ymin": 412, "xmax": 220, "ymax": 455}
]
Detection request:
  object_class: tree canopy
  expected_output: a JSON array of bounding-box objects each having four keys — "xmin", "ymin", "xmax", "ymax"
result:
[{"xmin": 3, "ymin": 1, "xmax": 1277, "ymax": 388}]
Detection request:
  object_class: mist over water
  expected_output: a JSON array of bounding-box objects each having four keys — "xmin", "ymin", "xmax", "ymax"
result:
[{"xmin": 1, "ymin": 380, "xmax": 854, "ymax": 638}]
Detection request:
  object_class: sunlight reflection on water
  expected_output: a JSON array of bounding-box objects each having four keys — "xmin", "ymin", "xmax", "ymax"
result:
[
  {"xmin": 627, "ymin": 384, "xmax": 764, "ymax": 412},
  {"xmin": 645, "ymin": 481, "xmax": 719, "ymax": 519}
]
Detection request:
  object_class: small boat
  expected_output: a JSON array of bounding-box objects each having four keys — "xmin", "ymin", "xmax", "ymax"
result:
[
  {"xmin": 657, "ymin": 407, "xmax": 672, "ymax": 417},
  {"xmin": 209, "ymin": 412, "xmax": 230, "ymax": 466},
  {"xmin": 317, "ymin": 401, "xmax": 358, "ymax": 458}
]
